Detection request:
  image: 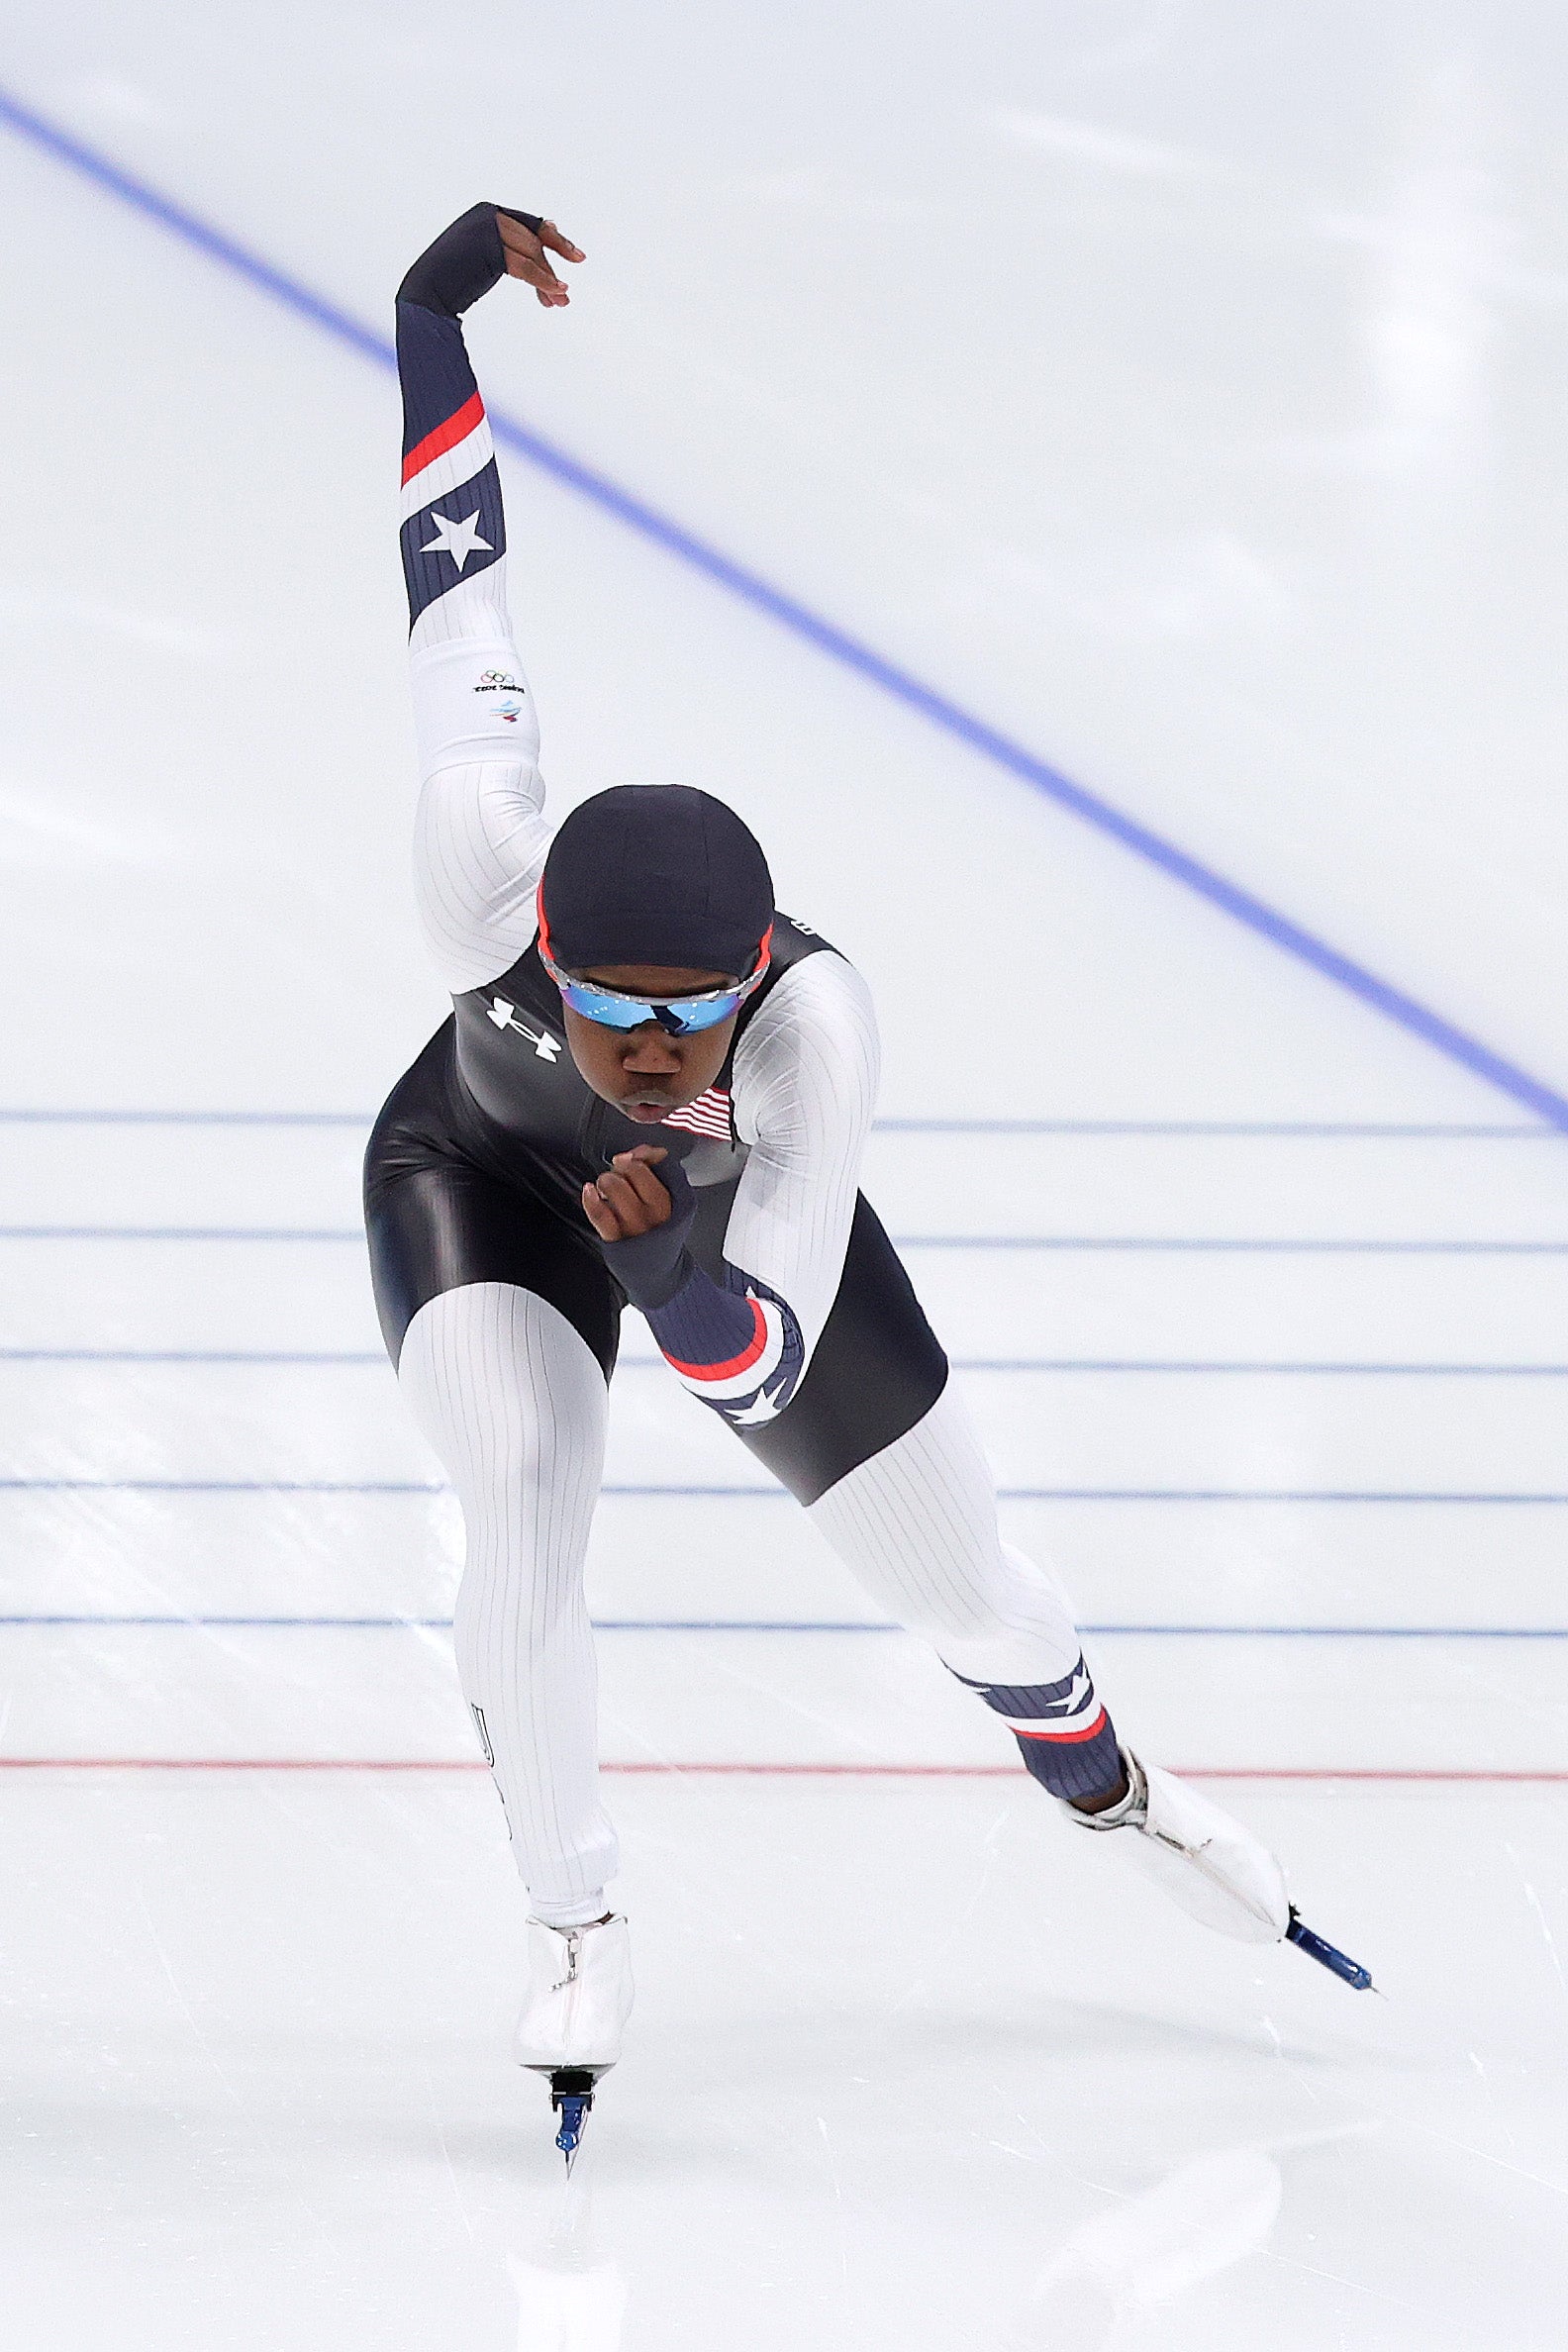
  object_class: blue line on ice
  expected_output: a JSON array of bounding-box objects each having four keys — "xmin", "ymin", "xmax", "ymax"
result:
[
  {"xmin": 4, "ymin": 1227, "xmax": 1568, "ymax": 1253},
  {"xmin": 6, "ymin": 1479, "xmax": 1568, "ymax": 1503},
  {"xmin": 2, "ymin": 81, "xmax": 1566, "ymax": 1128},
  {"xmin": 1, "ymin": 1615, "xmax": 1566, "ymax": 1638},
  {"xmin": 6, "ymin": 1349, "xmax": 1567, "ymax": 1374},
  {"xmin": 0, "ymin": 1111, "xmax": 1557, "ymax": 1137}
]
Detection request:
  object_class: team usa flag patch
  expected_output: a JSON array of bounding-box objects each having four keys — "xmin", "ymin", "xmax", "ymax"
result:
[{"xmin": 661, "ymin": 1087, "xmax": 733, "ymax": 1141}]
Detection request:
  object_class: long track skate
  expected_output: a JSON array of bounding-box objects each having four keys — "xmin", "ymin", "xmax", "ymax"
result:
[{"xmin": 514, "ymin": 1914, "xmax": 634, "ymax": 2171}]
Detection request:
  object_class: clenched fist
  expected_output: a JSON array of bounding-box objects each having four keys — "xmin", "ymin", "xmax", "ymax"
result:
[{"xmin": 581, "ymin": 1146, "xmax": 675, "ymax": 1241}]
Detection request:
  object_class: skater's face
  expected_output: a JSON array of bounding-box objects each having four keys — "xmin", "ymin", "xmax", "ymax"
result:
[{"xmin": 561, "ymin": 964, "xmax": 739, "ymax": 1125}]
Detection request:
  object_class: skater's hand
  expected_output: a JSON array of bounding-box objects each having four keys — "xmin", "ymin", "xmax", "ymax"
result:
[
  {"xmin": 582, "ymin": 1146, "xmax": 675, "ymax": 1241},
  {"xmin": 399, "ymin": 205, "xmax": 583, "ymax": 319},
  {"xmin": 496, "ymin": 209, "xmax": 584, "ymax": 308}
]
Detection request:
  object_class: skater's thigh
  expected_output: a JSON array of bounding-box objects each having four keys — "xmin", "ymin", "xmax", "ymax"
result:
[
  {"xmin": 365, "ymin": 1140, "xmax": 623, "ymax": 1380},
  {"xmin": 723, "ymin": 1193, "xmax": 948, "ymax": 1505},
  {"xmin": 398, "ymin": 1279, "xmax": 612, "ymax": 1535}
]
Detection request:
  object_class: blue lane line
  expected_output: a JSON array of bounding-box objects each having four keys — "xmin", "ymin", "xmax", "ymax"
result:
[
  {"xmin": 908, "ymin": 1360, "xmax": 1568, "ymax": 1375},
  {"xmin": 6, "ymin": 1480, "xmax": 1568, "ymax": 1503},
  {"xmin": 4, "ymin": 1226, "xmax": 1568, "ymax": 1254},
  {"xmin": 3, "ymin": 80, "xmax": 1566, "ymax": 1134},
  {"xmin": 7, "ymin": 1348, "xmax": 1568, "ymax": 1376},
  {"xmin": 0, "ymin": 1110, "xmax": 377, "ymax": 1127},
  {"xmin": 0, "ymin": 1614, "xmax": 866, "ymax": 1630},
  {"xmin": 0, "ymin": 1227, "xmax": 366, "ymax": 1242},
  {"xmin": 870, "ymin": 1120, "xmax": 1555, "ymax": 1139},
  {"xmin": 890, "ymin": 1238, "xmax": 1568, "ymax": 1255},
  {"xmin": 0, "ymin": 1110, "xmax": 1555, "ymax": 1138},
  {"xmin": 0, "ymin": 1479, "xmax": 453, "ymax": 1495},
  {"xmin": 1, "ymin": 1614, "xmax": 1566, "ymax": 1638},
  {"xmin": 0, "ymin": 1350, "xmax": 393, "ymax": 1364}
]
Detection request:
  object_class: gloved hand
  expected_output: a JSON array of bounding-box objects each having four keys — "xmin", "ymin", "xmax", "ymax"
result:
[{"xmin": 398, "ymin": 203, "xmax": 582, "ymax": 316}]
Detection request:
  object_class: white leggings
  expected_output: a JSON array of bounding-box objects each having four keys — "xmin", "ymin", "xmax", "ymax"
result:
[{"xmin": 399, "ymin": 1281, "xmax": 1099, "ymax": 1921}]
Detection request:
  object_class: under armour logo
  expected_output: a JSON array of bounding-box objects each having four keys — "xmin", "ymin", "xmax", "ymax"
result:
[{"xmin": 487, "ymin": 997, "xmax": 561, "ymax": 1060}]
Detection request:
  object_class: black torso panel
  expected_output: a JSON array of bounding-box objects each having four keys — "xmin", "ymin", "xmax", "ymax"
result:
[{"xmin": 364, "ymin": 904, "xmax": 949, "ymax": 1484}]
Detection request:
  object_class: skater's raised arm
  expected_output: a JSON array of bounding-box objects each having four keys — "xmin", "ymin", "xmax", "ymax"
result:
[{"xmin": 396, "ymin": 204, "xmax": 585, "ymax": 992}]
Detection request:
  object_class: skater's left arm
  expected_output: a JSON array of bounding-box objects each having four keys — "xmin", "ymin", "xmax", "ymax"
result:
[
  {"xmin": 396, "ymin": 203, "xmax": 583, "ymax": 993},
  {"xmin": 587, "ymin": 955, "xmax": 878, "ymax": 1426}
]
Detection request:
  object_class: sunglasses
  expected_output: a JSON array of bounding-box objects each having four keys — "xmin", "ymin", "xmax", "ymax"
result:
[{"xmin": 538, "ymin": 914, "xmax": 772, "ymax": 1037}]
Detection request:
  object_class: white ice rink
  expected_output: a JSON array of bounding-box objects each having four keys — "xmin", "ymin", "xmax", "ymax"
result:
[{"xmin": 3, "ymin": 5, "xmax": 1568, "ymax": 2344}]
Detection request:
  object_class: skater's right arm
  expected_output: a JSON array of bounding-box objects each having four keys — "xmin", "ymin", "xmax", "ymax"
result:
[{"xmin": 396, "ymin": 205, "xmax": 585, "ymax": 993}]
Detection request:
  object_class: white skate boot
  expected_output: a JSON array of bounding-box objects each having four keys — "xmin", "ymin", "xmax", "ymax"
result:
[
  {"xmin": 515, "ymin": 1913, "xmax": 635, "ymax": 2168},
  {"xmin": 1064, "ymin": 1749, "xmax": 1375, "ymax": 1987},
  {"xmin": 1067, "ymin": 1749, "xmax": 1372, "ymax": 1985},
  {"xmin": 1064, "ymin": 1749, "xmax": 1290, "ymax": 1941}
]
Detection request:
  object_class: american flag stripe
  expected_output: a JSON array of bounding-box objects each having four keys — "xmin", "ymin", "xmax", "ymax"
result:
[
  {"xmin": 666, "ymin": 1113, "xmax": 731, "ymax": 1138},
  {"xmin": 662, "ymin": 1089, "xmax": 732, "ymax": 1138}
]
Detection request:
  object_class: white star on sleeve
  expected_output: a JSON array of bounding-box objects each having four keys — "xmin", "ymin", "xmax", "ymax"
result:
[
  {"xmin": 421, "ymin": 508, "xmax": 493, "ymax": 570},
  {"xmin": 728, "ymin": 1388, "xmax": 782, "ymax": 1426}
]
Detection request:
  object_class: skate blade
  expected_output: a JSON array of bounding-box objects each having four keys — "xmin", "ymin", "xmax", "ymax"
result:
[
  {"xmin": 555, "ymin": 2104, "xmax": 589, "ymax": 2170},
  {"xmin": 1286, "ymin": 1908, "xmax": 1375, "ymax": 1992},
  {"xmin": 548, "ymin": 2068, "xmax": 599, "ymax": 2172}
]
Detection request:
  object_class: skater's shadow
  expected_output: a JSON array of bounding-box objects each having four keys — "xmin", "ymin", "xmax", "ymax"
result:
[
  {"xmin": 662, "ymin": 1989, "xmax": 1372, "ymax": 2090},
  {"xmin": 1003, "ymin": 2142, "xmax": 1286, "ymax": 2350}
]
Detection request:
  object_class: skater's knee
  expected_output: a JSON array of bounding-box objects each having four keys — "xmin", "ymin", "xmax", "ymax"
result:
[
  {"xmin": 898, "ymin": 1581, "xmax": 1012, "ymax": 1645},
  {"xmin": 399, "ymin": 1285, "xmax": 607, "ymax": 1467},
  {"xmin": 454, "ymin": 1522, "xmax": 593, "ymax": 1637}
]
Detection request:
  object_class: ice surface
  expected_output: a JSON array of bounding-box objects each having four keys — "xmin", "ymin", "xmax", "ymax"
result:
[{"xmin": 1, "ymin": 2, "xmax": 1567, "ymax": 2342}]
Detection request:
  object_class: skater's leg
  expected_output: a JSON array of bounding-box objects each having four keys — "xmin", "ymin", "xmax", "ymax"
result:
[
  {"xmin": 399, "ymin": 1280, "xmax": 618, "ymax": 1924},
  {"xmin": 809, "ymin": 1384, "xmax": 1305, "ymax": 1943},
  {"xmin": 366, "ymin": 1055, "xmax": 628, "ymax": 1928},
  {"xmin": 808, "ymin": 1381, "xmax": 1127, "ymax": 1807},
  {"xmin": 750, "ymin": 1216, "xmax": 1319, "ymax": 1954},
  {"xmin": 708, "ymin": 1192, "xmax": 1124, "ymax": 1806},
  {"xmin": 365, "ymin": 1078, "xmax": 640, "ymax": 2098}
]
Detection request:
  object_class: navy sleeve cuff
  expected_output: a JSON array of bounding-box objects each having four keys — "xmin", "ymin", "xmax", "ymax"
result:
[
  {"xmin": 599, "ymin": 1231, "xmax": 694, "ymax": 1314},
  {"xmin": 398, "ymin": 202, "xmax": 544, "ymax": 319},
  {"xmin": 596, "ymin": 1155, "xmax": 699, "ymax": 1312}
]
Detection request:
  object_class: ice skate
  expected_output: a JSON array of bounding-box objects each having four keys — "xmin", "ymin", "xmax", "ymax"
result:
[
  {"xmin": 514, "ymin": 1914, "xmax": 635, "ymax": 2168},
  {"xmin": 1065, "ymin": 1750, "xmax": 1374, "ymax": 1988}
]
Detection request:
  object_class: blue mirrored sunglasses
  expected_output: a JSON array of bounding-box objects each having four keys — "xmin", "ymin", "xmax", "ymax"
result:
[{"xmin": 538, "ymin": 931, "xmax": 772, "ymax": 1036}]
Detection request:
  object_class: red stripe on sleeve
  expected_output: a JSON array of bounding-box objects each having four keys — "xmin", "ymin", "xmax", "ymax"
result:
[
  {"xmin": 401, "ymin": 390, "xmax": 486, "ymax": 487},
  {"xmin": 1012, "ymin": 1709, "xmax": 1109, "ymax": 1745},
  {"xmin": 664, "ymin": 1298, "xmax": 771, "ymax": 1384}
]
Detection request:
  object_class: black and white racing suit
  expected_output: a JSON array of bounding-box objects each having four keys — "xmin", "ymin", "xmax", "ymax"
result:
[{"xmin": 364, "ymin": 209, "xmax": 1124, "ymax": 1921}]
